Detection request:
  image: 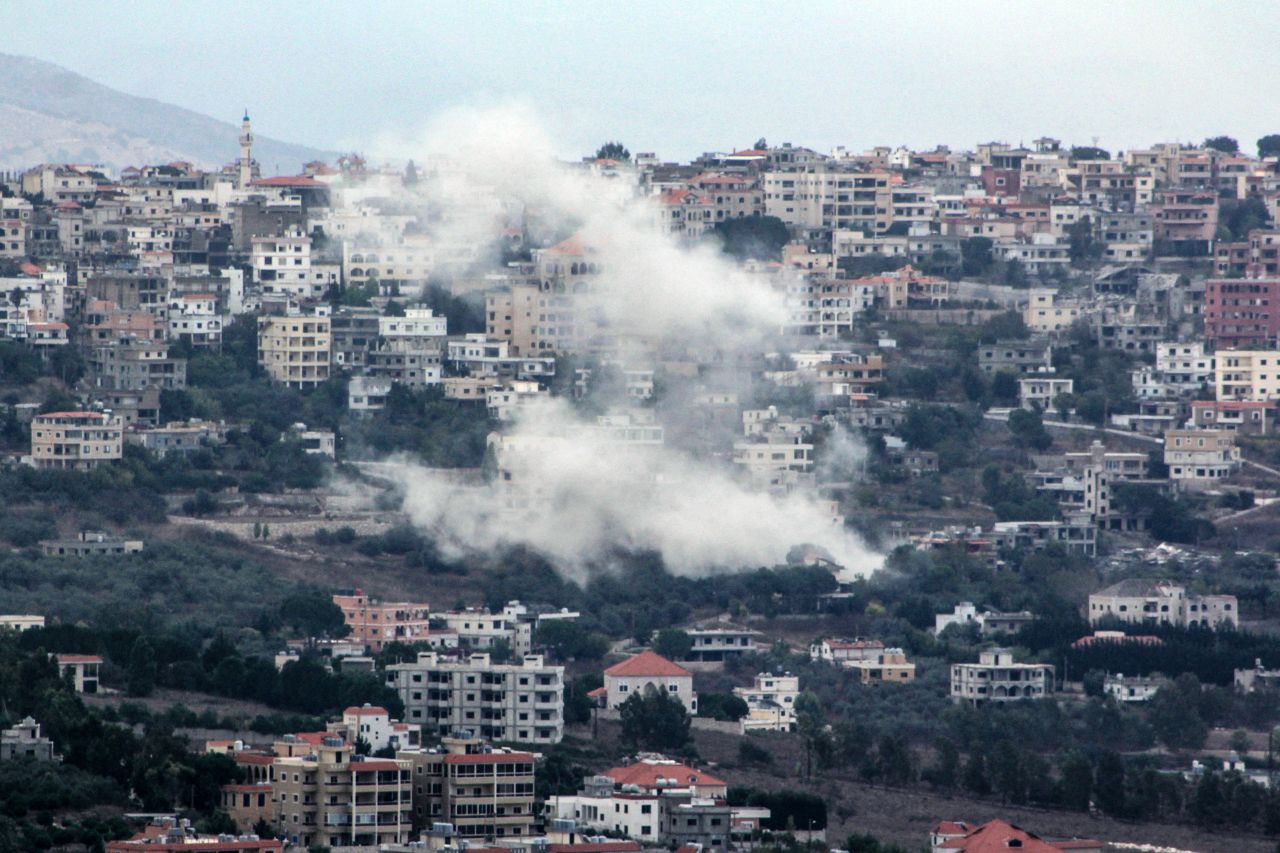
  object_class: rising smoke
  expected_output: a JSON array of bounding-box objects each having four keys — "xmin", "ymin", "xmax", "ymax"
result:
[{"xmin": 370, "ymin": 104, "xmax": 882, "ymax": 580}]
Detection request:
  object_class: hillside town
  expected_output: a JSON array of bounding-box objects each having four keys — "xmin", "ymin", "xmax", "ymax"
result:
[{"xmin": 11, "ymin": 71, "xmax": 1280, "ymax": 853}]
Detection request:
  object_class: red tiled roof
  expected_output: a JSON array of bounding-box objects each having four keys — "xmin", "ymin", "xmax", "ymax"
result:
[
  {"xmin": 343, "ymin": 705, "xmax": 388, "ymax": 716},
  {"xmin": 543, "ymin": 235, "xmax": 587, "ymax": 256},
  {"xmin": 221, "ymin": 783, "xmax": 271, "ymax": 792},
  {"xmin": 20, "ymin": 262, "xmax": 43, "ymax": 275},
  {"xmin": 941, "ymin": 820, "xmax": 1100, "ymax": 853},
  {"xmin": 234, "ymin": 753, "xmax": 275, "ymax": 766},
  {"xmin": 604, "ymin": 650, "xmax": 691, "ymax": 678},
  {"xmin": 548, "ymin": 844, "xmax": 643, "ymax": 853},
  {"xmin": 603, "ymin": 761, "xmax": 725, "ymax": 790},
  {"xmin": 351, "ymin": 760, "xmax": 402, "ymax": 771},
  {"xmin": 55, "ymin": 654, "xmax": 102, "ymax": 663},
  {"xmin": 933, "ymin": 820, "xmax": 969, "ymax": 835},
  {"xmin": 443, "ymin": 752, "xmax": 535, "ymax": 765},
  {"xmin": 587, "ymin": 686, "xmax": 607, "ymax": 698}
]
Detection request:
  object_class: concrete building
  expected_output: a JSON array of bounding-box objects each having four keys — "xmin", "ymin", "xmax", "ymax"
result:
[
  {"xmin": 386, "ymin": 652, "xmax": 565, "ymax": 744},
  {"xmin": 0, "ymin": 615, "xmax": 45, "ymax": 632},
  {"xmin": 331, "ymin": 705, "xmax": 420, "ymax": 753},
  {"xmin": 1215, "ymin": 350, "xmax": 1280, "ymax": 401},
  {"xmin": 40, "ymin": 530, "xmax": 144, "ymax": 557},
  {"xmin": 684, "ymin": 624, "xmax": 761, "ymax": 661},
  {"xmin": 333, "ymin": 589, "xmax": 431, "ymax": 654},
  {"xmin": 1204, "ymin": 277, "xmax": 1280, "ymax": 349},
  {"xmin": 809, "ymin": 638, "xmax": 885, "ymax": 663},
  {"xmin": 30, "ymin": 411, "xmax": 123, "ymax": 470},
  {"xmin": 845, "ymin": 648, "xmax": 917, "ymax": 684},
  {"xmin": 397, "ymin": 734, "xmax": 536, "ymax": 839},
  {"xmin": 1164, "ymin": 428, "xmax": 1242, "ymax": 488},
  {"xmin": 1103, "ymin": 673, "xmax": 1161, "ymax": 703},
  {"xmin": 1018, "ymin": 374, "xmax": 1073, "ymax": 411},
  {"xmin": 54, "ymin": 654, "xmax": 102, "ymax": 694},
  {"xmin": 274, "ymin": 734, "xmax": 412, "ymax": 849},
  {"xmin": 977, "ymin": 339, "xmax": 1053, "ymax": 375},
  {"xmin": 733, "ymin": 672, "xmax": 799, "ymax": 732},
  {"xmin": 603, "ymin": 651, "xmax": 697, "ymax": 713},
  {"xmin": 1, "ymin": 717, "xmax": 57, "ymax": 761},
  {"xmin": 950, "ymin": 648, "xmax": 1053, "ymax": 704},
  {"xmin": 1088, "ymin": 579, "xmax": 1238, "ymax": 629},
  {"xmin": 91, "ymin": 338, "xmax": 187, "ymax": 391},
  {"xmin": 257, "ymin": 310, "xmax": 331, "ymax": 388}
]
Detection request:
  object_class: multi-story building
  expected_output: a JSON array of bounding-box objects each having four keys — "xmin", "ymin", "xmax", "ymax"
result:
[
  {"xmin": 348, "ymin": 375, "xmax": 393, "ymax": 413},
  {"xmin": 1163, "ymin": 429, "xmax": 1242, "ymax": 488},
  {"xmin": 1023, "ymin": 287, "xmax": 1085, "ymax": 333},
  {"xmin": 1191, "ymin": 399, "xmax": 1278, "ymax": 434},
  {"xmin": 386, "ymin": 652, "xmax": 565, "ymax": 744},
  {"xmin": 257, "ymin": 310, "xmax": 331, "ymax": 388},
  {"xmin": 845, "ymin": 648, "xmax": 917, "ymax": 685},
  {"xmin": 1204, "ymin": 277, "xmax": 1280, "ymax": 349},
  {"xmin": 251, "ymin": 228, "xmax": 337, "ymax": 299},
  {"xmin": 977, "ymin": 339, "xmax": 1053, "ymax": 375},
  {"xmin": 1103, "ymin": 673, "xmax": 1161, "ymax": 703},
  {"xmin": 40, "ymin": 530, "xmax": 144, "ymax": 557},
  {"xmin": 733, "ymin": 672, "xmax": 799, "ymax": 732},
  {"xmin": 1018, "ymin": 375, "xmax": 1072, "ymax": 411},
  {"xmin": 397, "ymin": 735, "xmax": 536, "ymax": 839},
  {"xmin": 30, "ymin": 411, "xmax": 123, "ymax": 470},
  {"xmin": 950, "ymin": 648, "xmax": 1053, "ymax": 704},
  {"xmin": 1088, "ymin": 579, "xmax": 1238, "ymax": 629},
  {"xmin": 274, "ymin": 734, "xmax": 413, "ymax": 849},
  {"xmin": 332, "ymin": 589, "xmax": 431, "ymax": 654},
  {"xmin": 1215, "ymin": 349, "xmax": 1280, "ymax": 401},
  {"xmin": 684, "ymin": 624, "xmax": 761, "ymax": 661},
  {"xmin": 1, "ymin": 717, "xmax": 57, "ymax": 761},
  {"xmin": 54, "ymin": 654, "xmax": 102, "ymax": 693},
  {"xmin": 602, "ymin": 651, "xmax": 697, "ymax": 713},
  {"xmin": 90, "ymin": 338, "xmax": 187, "ymax": 391}
]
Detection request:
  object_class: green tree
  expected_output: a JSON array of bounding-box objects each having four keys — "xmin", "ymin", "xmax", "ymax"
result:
[
  {"xmin": 961, "ymin": 237, "xmax": 994, "ymax": 277},
  {"xmin": 651, "ymin": 629, "xmax": 693, "ymax": 661},
  {"xmin": 1059, "ymin": 751, "xmax": 1093, "ymax": 811},
  {"xmin": 1069, "ymin": 146, "xmax": 1110, "ymax": 161},
  {"xmin": 794, "ymin": 691, "xmax": 826, "ymax": 779},
  {"xmin": 962, "ymin": 751, "xmax": 991, "ymax": 796},
  {"xmin": 1203, "ymin": 136, "xmax": 1240, "ymax": 154},
  {"xmin": 714, "ymin": 216, "xmax": 790, "ymax": 261},
  {"xmin": 1094, "ymin": 750, "xmax": 1128, "ymax": 817},
  {"xmin": 1082, "ymin": 669, "xmax": 1106, "ymax": 698},
  {"xmin": 279, "ymin": 590, "xmax": 349, "ymax": 638},
  {"xmin": 1259, "ymin": 135, "xmax": 1280, "ymax": 159},
  {"xmin": 594, "ymin": 142, "xmax": 631, "ymax": 161},
  {"xmin": 618, "ymin": 685, "xmax": 691, "ymax": 751},
  {"xmin": 127, "ymin": 637, "xmax": 157, "ymax": 697}
]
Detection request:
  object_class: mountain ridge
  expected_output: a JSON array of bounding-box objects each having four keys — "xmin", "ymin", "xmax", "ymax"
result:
[{"xmin": 0, "ymin": 53, "xmax": 335, "ymax": 173}]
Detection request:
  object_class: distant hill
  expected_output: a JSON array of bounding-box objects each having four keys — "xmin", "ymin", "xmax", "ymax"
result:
[{"xmin": 0, "ymin": 53, "xmax": 334, "ymax": 174}]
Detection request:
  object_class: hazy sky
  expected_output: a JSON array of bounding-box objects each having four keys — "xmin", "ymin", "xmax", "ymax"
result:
[{"xmin": 1, "ymin": 1, "xmax": 1274, "ymax": 162}]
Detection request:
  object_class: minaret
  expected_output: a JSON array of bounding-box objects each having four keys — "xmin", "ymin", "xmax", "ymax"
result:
[{"xmin": 238, "ymin": 110, "xmax": 254, "ymax": 188}]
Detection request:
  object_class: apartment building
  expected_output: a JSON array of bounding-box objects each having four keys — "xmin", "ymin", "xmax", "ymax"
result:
[
  {"xmin": 397, "ymin": 735, "xmax": 536, "ymax": 839},
  {"xmin": 386, "ymin": 652, "xmax": 565, "ymax": 744},
  {"xmin": 545, "ymin": 776, "xmax": 662, "ymax": 841},
  {"xmin": 1204, "ymin": 277, "xmax": 1280, "ymax": 349},
  {"xmin": 1191, "ymin": 399, "xmax": 1278, "ymax": 434},
  {"xmin": 1088, "ymin": 579, "xmax": 1238, "ymax": 629},
  {"xmin": 251, "ymin": 229, "xmax": 338, "ymax": 299},
  {"xmin": 1018, "ymin": 374, "xmax": 1073, "ymax": 411},
  {"xmin": 602, "ymin": 651, "xmax": 697, "ymax": 713},
  {"xmin": 30, "ymin": 411, "xmax": 123, "ymax": 470},
  {"xmin": 332, "ymin": 589, "xmax": 431, "ymax": 654},
  {"xmin": 732, "ymin": 672, "xmax": 799, "ymax": 732},
  {"xmin": 1215, "ymin": 349, "xmax": 1280, "ymax": 401},
  {"xmin": 977, "ymin": 339, "xmax": 1053, "ymax": 375},
  {"xmin": 274, "ymin": 734, "xmax": 413, "ymax": 849},
  {"xmin": 685, "ymin": 624, "xmax": 761, "ymax": 661},
  {"xmin": 950, "ymin": 649, "xmax": 1053, "ymax": 704},
  {"xmin": 90, "ymin": 338, "xmax": 187, "ymax": 391},
  {"xmin": 1163, "ymin": 429, "xmax": 1242, "ymax": 488},
  {"xmin": 1023, "ymin": 288, "xmax": 1085, "ymax": 333},
  {"xmin": 764, "ymin": 168, "xmax": 891, "ymax": 233},
  {"xmin": 108, "ymin": 817, "xmax": 282, "ymax": 852},
  {"xmin": 257, "ymin": 310, "xmax": 331, "ymax": 388}
]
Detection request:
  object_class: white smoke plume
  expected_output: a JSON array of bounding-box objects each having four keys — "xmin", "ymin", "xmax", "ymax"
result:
[{"xmin": 369, "ymin": 104, "xmax": 882, "ymax": 579}]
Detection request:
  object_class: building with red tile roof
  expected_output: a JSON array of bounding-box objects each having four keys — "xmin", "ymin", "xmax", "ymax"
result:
[
  {"xmin": 603, "ymin": 651, "xmax": 697, "ymax": 712},
  {"xmin": 602, "ymin": 758, "xmax": 726, "ymax": 797},
  {"xmin": 930, "ymin": 819, "xmax": 1102, "ymax": 853}
]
